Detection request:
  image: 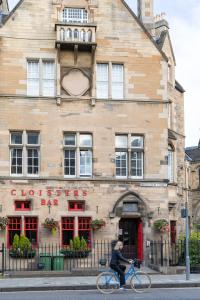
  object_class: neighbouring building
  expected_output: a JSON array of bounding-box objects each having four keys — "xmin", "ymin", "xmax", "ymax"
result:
[
  {"xmin": 0, "ymin": 0, "xmax": 186, "ymax": 260},
  {"xmin": 185, "ymin": 141, "xmax": 200, "ymax": 227}
]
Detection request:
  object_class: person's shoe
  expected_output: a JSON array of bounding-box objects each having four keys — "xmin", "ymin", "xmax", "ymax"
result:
[{"xmin": 119, "ymin": 286, "xmax": 125, "ymax": 291}]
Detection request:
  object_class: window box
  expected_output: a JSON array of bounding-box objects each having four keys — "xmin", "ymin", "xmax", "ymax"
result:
[{"xmin": 60, "ymin": 236, "xmax": 91, "ymax": 258}]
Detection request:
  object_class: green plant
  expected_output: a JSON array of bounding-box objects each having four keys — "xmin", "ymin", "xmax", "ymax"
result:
[
  {"xmin": 91, "ymin": 219, "xmax": 106, "ymax": 230},
  {"xmin": 10, "ymin": 234, "xmax": 35, "ymax": 258},
  {"xmin": 43, "ymin": 218, "xmax": 59, "ymax": 235},
  {"xmin": 60, "ymin": 236, "xmax": 90, "ymax": 258},
  {"xmin": 19, "ymin": 235, "xmax": 31, "ymax": 252},
  {"xmin": 153, "ymin": 219, "xmax": 169, "ymax": 233},
  {"xmin": 12, "ymin": 234, "xmax": 20, "ymax": 250},
  {"xmin": 0, "ymin": 217, "xmax": 8, "ymax": 230}
]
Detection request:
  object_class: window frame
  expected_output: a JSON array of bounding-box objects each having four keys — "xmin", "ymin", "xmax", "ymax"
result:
[
  {"xmin": 14, "ymin": 200, "xmax": 31, "ymax": 211},
  {"xmin": 63, "ymin": 132, "xmax": 93, "ymax": 178},
  {"xmin": 115, "ymin": 134, "xmax": 144, "ymax": 179},
  {"xmin": 7, "ymin": 216, "xmax": 22, "ymax": 248},
  {"xmin": 96, "ymin": 63, "xmax": 124, "ymax": 100},
  {"xmin": 27, "ymin": 59, "xmax": 55, "ymax": 97},
  {"xmin": 24, "ymin": 216, "xmax": 38, "ymax": 245},
  {"xmin": 10, "ymin": 131, "xmax": 40, "ymax": 177},
  {"xmin": 61, "ymin": 217, "xmax": 75, "ymax": 246},
  {"xmin": 168, "ymin": 144, "xmax": 174, "ymax": 183},
  {"xmin": 68, "ymin": 201, "xmax": 85, "ymax": 212},
  {"xmin": 62, "ymin": 7, "xmax": 88, "ymax": 23}
]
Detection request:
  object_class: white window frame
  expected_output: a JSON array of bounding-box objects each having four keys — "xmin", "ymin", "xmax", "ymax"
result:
[
  {"xmin": 115, "ymin": 134, "xmax": 144, "ymax": 179},
  {"xmin": 168, "ymin": 145, "xmax": 174, "ymax": 183},
  {"xmin": 27, "ymin": 59, "xmax": 55, "ymax": 97},
  {"xmin": 62, "ymin": 8, "xmax": 88, "ymax": 23},
  {"xmin": 96, "ymin": 63, "xmax": 124, "ymax": 100},
  {"xmin": 64, "ymin": 133, "xmax": 93, "ymax": 178},
  {"xmin": 10, "ymin": 131, "xmax": 40, "ymax": 177}
]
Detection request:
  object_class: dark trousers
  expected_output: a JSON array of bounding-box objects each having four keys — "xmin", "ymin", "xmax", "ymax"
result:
[{"xmin": 110, "ymin": 264, "xmax": 126, "ymax": 287}]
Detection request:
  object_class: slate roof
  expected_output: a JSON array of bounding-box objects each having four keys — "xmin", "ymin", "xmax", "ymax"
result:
[{"xmin": 185, "ymin": 144, "xmax": 200, "ymax": 162}]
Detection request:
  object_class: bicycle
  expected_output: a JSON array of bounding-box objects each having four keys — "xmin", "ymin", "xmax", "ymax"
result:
[{"xmin": 96, "ymin": 258, "xmax": 151, "ymax": 294}]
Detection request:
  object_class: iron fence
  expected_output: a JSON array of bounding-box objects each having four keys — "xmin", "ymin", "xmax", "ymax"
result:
[
  {"xmin": 0, "ymin": 241, "xmax": 114, "ymax": 274},
  {"xmin": 150, "ymin": 239, "xmax": 200, "ymax": 268}
]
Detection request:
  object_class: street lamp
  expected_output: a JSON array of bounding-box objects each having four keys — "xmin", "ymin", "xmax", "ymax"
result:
[{"xmin": 181, "ymin": 163, "xmax": 190, "ymax": 280}]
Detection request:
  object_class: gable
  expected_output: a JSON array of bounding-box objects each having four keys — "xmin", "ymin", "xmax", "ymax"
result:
[{"xmin": 158, "ymin": 31, "xmax": 176, "ymax": 65}]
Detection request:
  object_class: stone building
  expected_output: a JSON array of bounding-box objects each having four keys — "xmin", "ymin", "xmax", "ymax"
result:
[
  {"xmin": 185, "ymin": 141, "xmax": 200, "ymax": 227},
  {"xmin": 0, "ymin": 0, "xmax": 185, "ymax": 260}
]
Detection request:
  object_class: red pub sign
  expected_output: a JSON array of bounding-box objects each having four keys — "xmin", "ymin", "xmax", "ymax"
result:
[{"xmin": 10, "ymin": 189, "xmax": 88, "ymax": 207}]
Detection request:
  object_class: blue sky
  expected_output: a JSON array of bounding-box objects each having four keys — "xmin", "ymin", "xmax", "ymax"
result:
[{"xmin": 7, "ymin": 0, "xmax": 200, "ymax": 147}]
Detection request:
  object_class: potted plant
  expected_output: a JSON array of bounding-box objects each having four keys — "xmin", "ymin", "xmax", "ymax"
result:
[
  {"xmin": 43, "ymin": 218, "xmax": 59, "ymax": 236},
  {"xmin": 91, "ymin": 219, "xmax": 106, "ymax": 230},
  {"xmin": 0, "ymin": 217, "xmax": 8, "ymax": 230},
  {"xmin": 153, "ymin": 219, "xmax": 169, "ymax": 233},
  {"xmin": 9, "ymin": 234, "xmax": 36, "ymax": 258},
  {"xmin": 60, "ymin": 236, "xmax": 91, "ymax": 258}
]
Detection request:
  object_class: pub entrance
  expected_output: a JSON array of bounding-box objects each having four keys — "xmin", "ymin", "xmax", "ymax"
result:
[{"xmin": 119, "ymin": 218, "xmax": 143, "ymax": 260}]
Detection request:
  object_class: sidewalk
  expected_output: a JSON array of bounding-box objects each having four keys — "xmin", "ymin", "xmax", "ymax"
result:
[{"xmin": 1, "ymin": 273, "xmax": 200, "ymax": 292}]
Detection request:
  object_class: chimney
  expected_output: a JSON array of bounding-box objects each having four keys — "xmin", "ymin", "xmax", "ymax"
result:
[
  {"xmin": 137, "ymin": 0, "xmax": 154, "ymax": 34},
  {"xmin": 154, "ymin": 12, "xmax": 169, "ymax": 38}
]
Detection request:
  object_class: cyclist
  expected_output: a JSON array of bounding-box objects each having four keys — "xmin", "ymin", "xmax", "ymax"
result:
[{"xmin": 110, "ymin": 240, "xmax": 133, "ymax": 290}]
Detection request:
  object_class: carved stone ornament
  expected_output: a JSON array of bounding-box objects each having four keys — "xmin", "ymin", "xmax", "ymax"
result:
[{"xmin": 62, "ymin": 68, "xmax": 90, "ymax": 97}]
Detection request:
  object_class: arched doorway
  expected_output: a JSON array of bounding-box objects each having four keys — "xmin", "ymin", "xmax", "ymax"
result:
[{"xmin": 111, "ymin": 192, "xmax": 147, "ymax": 260}]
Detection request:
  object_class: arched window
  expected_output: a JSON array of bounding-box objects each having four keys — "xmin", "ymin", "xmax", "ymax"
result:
[
  {"xmin": 74, "ymin": 29, "xmax": 79, "ymax": 40},
  {"xmin": 66, "ymin": 28, "xmax": 72, "ymax": 40},
  {"xmin": 80, "ymin": 29, "xmax": 86, "ymax": 42},
  {"xmin": 168, "ymin": 144, "xmax": 174, "ymax": 182},
  {"xmin": 87, "ymin": 30, "xmax": 92, "ymax": 42},
  {"xmin": 60, "ymin": 28, "xmax": 65, "ymax": 41}
]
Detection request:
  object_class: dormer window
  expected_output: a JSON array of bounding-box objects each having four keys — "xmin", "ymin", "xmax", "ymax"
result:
[{"xmin": 62, "ymin": 8, "xmax": 88, "ymax": 23}]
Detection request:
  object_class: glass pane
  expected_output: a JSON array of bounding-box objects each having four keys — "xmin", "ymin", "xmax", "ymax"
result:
[
  {"xmin": 96, "ymin": 64, "xmax": 109, "ymax": 99},
  {"xmin": 112, "ymin": 64, "xmax": 123, "ymax": 99},
  {"xmin": 80, "ymin": 134, "xmax": 92, "ymax": 147},
  {"xmin": 64, "ymin": 134, "xmax": 76, "ymax": 146},
  {"xmin": 131, "ymin": 136, "xmax": 143, "ymax": 148},
  {"xmin": 115, "ymin": 135, "xmax": 127, "ymax": 148},
  {"xmin": 11, "ymin": 133, "xmax": 22, "ymax": 144},
  {"xmin": 27, "ymin": 133, "xmax": 39, "ymax": 144}
]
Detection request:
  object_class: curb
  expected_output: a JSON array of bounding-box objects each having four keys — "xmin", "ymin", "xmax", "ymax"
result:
[{"xmin": 1, "ymin": 282, "xmax": 200, "ymax": 292}]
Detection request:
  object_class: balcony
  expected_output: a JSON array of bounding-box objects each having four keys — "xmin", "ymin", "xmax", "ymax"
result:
[{"xmin": 55, "ymin": 23, "xmax": 97, "ymax": 52}]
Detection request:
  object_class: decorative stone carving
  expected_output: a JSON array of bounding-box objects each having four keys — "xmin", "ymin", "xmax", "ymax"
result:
[{"xmin": 61, "ymin": 68, "xmax": 90, "ymax": 97}]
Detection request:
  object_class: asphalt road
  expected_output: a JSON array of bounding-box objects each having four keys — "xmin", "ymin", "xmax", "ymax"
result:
[{"xmin": 0, "ymin": 289, "xmax": 200, "ymax": 300}]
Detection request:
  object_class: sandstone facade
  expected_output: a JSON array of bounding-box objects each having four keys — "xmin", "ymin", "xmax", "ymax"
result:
[{"xmin": 0, "ymin": 0, "xmax": 186, "ymax": 260}]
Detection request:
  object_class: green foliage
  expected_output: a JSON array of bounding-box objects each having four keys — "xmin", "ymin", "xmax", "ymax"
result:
[
  {"xmin": 153, "ymin": 219, "xmax": 169, "ymax": 233},
  {"xmin": 178, "ymin": 232, "xmax": 200, "ymax": 267},
  {"xmin": 80, "ymin": 237, "xmax": 87, "ymax": 250},
  {"xmin": 0, "ymin": 217, "xmax": 8, "ymax": 230},
  {"xmin": 18, "ymin": 235, "xmax": 31, "ymax": 252},
  {"xmin": 68, "ymin": 236, "xmax": 88, "ymax": 251},
  {"xmin": 91, "ymin": 219, "xmax": 105, "ymax": 230},
  {"xmin": 12, "ymin": 234, "xmax": 20, "ymax": 250}
]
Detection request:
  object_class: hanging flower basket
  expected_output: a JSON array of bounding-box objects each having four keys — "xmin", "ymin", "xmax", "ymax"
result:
[
  {"xmin": 91, "ymin": 219, "xmax": 106, "ymax": 230},
  {"xmin": 43, "ymin": 218, "xmax": 59, "ymax": 235},
  {"xmin": 153, "ymin": 219, "xmax": 169, "ymax": 233},
  {"xmin": 0, "ymin": 217, "xmax": 8, "ymax": 230}
]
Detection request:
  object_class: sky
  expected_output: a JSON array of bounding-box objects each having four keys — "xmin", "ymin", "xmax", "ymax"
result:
[{"xmin": 7, "ymin": 0, "xmax": 200, "ymax": 147}]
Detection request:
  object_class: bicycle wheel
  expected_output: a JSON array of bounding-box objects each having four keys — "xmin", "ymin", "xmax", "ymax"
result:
[
  {"xmin": 96, "ymin": 272, "xmax": 119, "ymax": 294},
  {"xmin": 130, "ymin": 271, "xmax": 151, "ymax": 293}
]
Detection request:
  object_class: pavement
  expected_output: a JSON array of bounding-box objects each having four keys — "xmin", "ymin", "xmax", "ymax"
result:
[{"xmin": 0, "ymin": 272, "xmax": 200, "ymax": 292}]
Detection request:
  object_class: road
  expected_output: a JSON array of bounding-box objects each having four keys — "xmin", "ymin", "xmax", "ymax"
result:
[{"xmin": 0, "ymin": 289, "xmax": 200, "ymax": 300}]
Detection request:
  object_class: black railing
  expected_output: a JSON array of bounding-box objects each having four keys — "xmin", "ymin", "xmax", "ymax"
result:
[
  {"xmin": 150, "ymin": 239, "xmax": 200, "ymax": 268},
  {"xmin": 0, "ymin": 241, "xmax": 113, "ymax": 273}
]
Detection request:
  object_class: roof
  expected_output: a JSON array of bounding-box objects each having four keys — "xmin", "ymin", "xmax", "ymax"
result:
[
  {"xmin": 185, "ymin": 145, "xmax": 200, "ymax": 162},
  {"xmin": 0, "ymin": 0, "xmax": 168, "ymax": 62},
  {"xmin": 175, "ymin": 80, "xmax": 185, "ymax": 93},
  {"xmin": 156, "ymin": 30, "xmax": 176, "ymax": 65}
]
